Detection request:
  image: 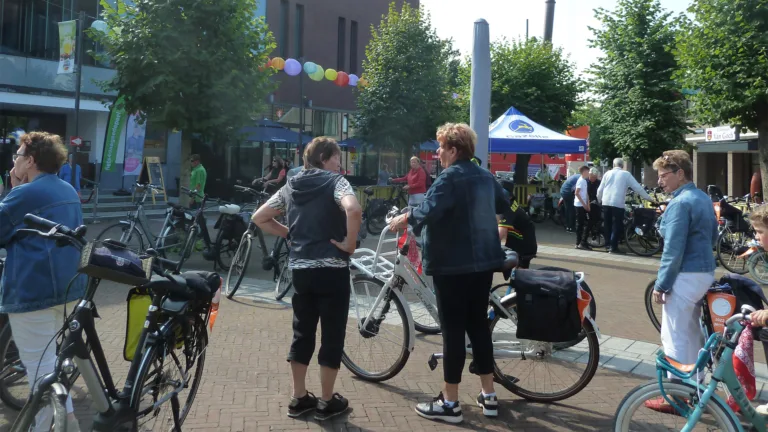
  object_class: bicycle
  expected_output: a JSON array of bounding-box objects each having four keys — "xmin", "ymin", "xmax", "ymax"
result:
[
  {"xmin": 95, "ymin": 183, "xmax": 182, "ymax": 256},
  {"xmin": 365, "ymin": 185, "xmax": 407, "ymax": 235},
  {"xmin": 343, "ymin": 223, "xmax": 600, "ymax": 402},
  {"xmin": 10, "ymin": 214, "xmax": 220, "ymax": 432},
  {"xmin": 224, "ymin": 185, "xmax": 272, "ymax": 299},
  {"xmin": 613, "ymin": 306, "xmax": 766, "ymax": 431},
  {"xmin": 625, "ymin": 202, "xmax": 666, "ymax": 257},
  {"xmin": 748, "ymin": 245, "xmax": 768, "ymax": 284},
  {"xmin": 715, "ymin": 194, "xmax": 756, "ymax": 274}
]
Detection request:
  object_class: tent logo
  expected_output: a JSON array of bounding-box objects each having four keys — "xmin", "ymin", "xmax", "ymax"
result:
[{"xmin": 509, "ymin": 120, "xmax": 534, "ymax": 133}]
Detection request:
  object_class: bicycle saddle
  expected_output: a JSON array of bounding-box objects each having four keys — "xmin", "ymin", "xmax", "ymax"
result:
[
  {"xmin": 219, "ymin": 204, "xmax": 241, "ymax": 215},
  {"xmin": 142, "ymin": 271, "xmax": 220, "ymax": 301}
]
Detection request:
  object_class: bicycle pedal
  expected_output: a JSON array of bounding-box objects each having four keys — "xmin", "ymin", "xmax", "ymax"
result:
[{"xmin": 427, "ymin": 354, "xmax": 438, "ymax": 371}]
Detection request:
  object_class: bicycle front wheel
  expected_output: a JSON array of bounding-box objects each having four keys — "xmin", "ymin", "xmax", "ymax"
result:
[
  {"xmin": 274, "ymin": 260, "xmax": 293, "ymax": 301},
  {"xmin": 625, "ymin": 226, "xmax": 663, "ymax": 257},
  {"xmin": 342, "ymin": 275, "xmax": 411, "ymax": 382},
  {"xmin": 490, "ymin": 295, "xmax": 599, "ymax": 402},
  {"xmin": 132, "ymin": 315, "xmax": 207, "ymax": 430},
  {"xmin": 749, "ymin": 250, "xmax": 768, "ymax": 284},
  {"xmin": 645, "ymin": 279, "xmax": 662, "ymax": 333},
  {"xmin": 10, "ymin": 383, "xmax": 68, "ymax": 432},
  {"xmin": 225, "ymin": 232, "xmax": 252, "ymax": 299},
  {"xmin": 613, "ymin": 380, "xmax": 738, "ymax": 432}
]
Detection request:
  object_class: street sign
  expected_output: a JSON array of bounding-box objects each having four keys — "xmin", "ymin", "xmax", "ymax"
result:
[{"xmin": 70, "ymin": 136, "xmax": 83, "ymax": 147}]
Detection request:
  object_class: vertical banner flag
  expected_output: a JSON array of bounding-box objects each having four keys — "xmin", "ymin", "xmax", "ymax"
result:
[
  {"xmin": 123, "ymin": 113, "xmax": 147, "ymax": 176},
  {"xmin": 57, "ymin": 21, "xmax": 77, "ymax": 74},
  {"xmin": 101, "ymin": 97, "xmax": 127, "ymax": 172}
]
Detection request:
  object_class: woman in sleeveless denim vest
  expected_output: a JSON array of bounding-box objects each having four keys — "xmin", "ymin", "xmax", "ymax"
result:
[{"xmin": 252, "ymin": 137, "xmax": 362, "ymax": 421}]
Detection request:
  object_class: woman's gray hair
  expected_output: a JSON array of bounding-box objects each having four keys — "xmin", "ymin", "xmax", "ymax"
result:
[
  {"xmin": 589, "ymin": 168, "xmax": 600, "ymax": 176},
  {"xmin": 613, "ymin": 158, "xmax": 625, "ymax": 168}
]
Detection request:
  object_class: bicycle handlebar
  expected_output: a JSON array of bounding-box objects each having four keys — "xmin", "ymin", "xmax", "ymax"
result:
[
  {"xmin": 234, "ymin": 185, "xmax": 270, "ymax": 199},
  {"xmin": 20, "ymin": 214, "xmax": 88, "ymax": 250},
  {"xmin": 135, "ymin": 182, "xmax": 162, "ymax": 191},
  {"xmin": 180, "ymin": 186, "xmax": 204, "ymax": 200}
]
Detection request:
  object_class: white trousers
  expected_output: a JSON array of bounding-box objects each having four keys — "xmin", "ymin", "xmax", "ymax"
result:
[
  {"xmin": 9, "ymin": 304, "xmax": 76, "ymax": 432},
  {"xmin": 660, "ymin": 272, "xmax": 714, "ymax": 380},
  {"xmin": 408, "ymin": 193, "xmax": 425, "ymax": 208}
]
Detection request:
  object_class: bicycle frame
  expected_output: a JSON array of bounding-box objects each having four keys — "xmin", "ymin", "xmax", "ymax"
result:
[
  {"xmin": 655, "ymin": 320, "xmax": 766, "ymax": 432},
  {"xmin": 20, "ymin": 276, "xmax": 195, "ymax": 431}
]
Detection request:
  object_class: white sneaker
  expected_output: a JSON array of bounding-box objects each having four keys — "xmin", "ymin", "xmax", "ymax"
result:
[{"xmin": 756, "ymin": 404, "xmax": 768, "ymax": 416}]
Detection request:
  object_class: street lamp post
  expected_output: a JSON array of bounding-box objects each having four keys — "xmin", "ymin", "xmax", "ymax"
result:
[{"xmin": 71, "ymin": 10, "xmax": 85, "ymax": 187}]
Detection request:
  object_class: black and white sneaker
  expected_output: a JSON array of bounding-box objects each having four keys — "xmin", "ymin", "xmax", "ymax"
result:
[
  {"xmin": 476, "ymin": 392, "xmax": 499, "ymax": 417},
  {"xmin": 314, "ymin": 393, "xmax": 350, "ymax": 421},
  {"xmin": 287, "ymin": 391, "xmax": 317, "ymax": 418},
  {"xmin": 415, "ymin": 392, "xmax": 463, "ymax": 424}
]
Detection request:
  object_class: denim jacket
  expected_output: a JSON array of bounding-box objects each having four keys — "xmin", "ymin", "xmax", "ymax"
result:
[
  {"xmin": 408, "ymin": 160, "xmax": 507, "ymax": 276},
  {"xmin": 654, "ymin": 182, "xmax": 718, "ymax": 293},
  {"xmin": 0, "ymin": 174, "xmax": 86, "ymax": 313}
]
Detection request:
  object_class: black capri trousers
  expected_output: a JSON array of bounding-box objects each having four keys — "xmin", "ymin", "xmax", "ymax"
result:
[
  {"xmin": 287, "ymin": 266, "xmax": 351, "ymax": 369},
  {"xmin": 432, "ymin": 271, "xmax": 495, "ymax": 384}
]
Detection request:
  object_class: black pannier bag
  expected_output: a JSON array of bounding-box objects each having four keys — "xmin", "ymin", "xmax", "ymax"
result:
[{"xmin": 513, "ymin": 269, "xmax": 581, "ymax": 343}]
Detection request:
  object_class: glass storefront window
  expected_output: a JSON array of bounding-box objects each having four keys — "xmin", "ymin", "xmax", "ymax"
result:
[{"xmin": 142, "ymin": 119, "xmax": 167, "ymax": 162}]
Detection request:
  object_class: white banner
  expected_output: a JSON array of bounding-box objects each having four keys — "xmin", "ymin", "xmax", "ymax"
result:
[
  {"xmin": 123, "ymin": 114, "xmax": 147, "ymax": 176},
  {"xmin": 57, "ymin": 21, "xmax": 77, "ymax": 74}
]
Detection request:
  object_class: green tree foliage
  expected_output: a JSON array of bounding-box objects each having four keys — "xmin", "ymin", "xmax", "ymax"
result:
[
  {"xmin": 354, "ymin": 2, "xmax": 456, "ymax": 156},
  {"xmin": 589, "ymin": 0, "xmax": 688, "ymax": 171},
  {"xmin": 570, "ymin": 102, "xmax": 618, "ymax": 164},
  {"xmin": 92, "ymin": 0, "xmax": 275, "ymax": 137},
  {"xmin": 676, "ymin": 0, "xmax": 768, "ymax": 196},
  {"xmin": 471, "ymin": 38, "xmax": 582, "ymax": 184}
]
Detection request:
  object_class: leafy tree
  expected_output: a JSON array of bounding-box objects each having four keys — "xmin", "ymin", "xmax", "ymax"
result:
[
  {"xmin": 354, "ymin": 2, "xmax": 456, "ymax": 157},
  {"xmin": 92, "ymin": 0, "xmax": 275, "ymax": 199},
  {"xmin": 570, "ymin": 102, "xmax": 618, "ymax": 164},
  {"xmin": 476, "ymin": 38, "xmax": 582, "ymax": 184},
  {"xmin": 589, "ymin": 0, "xmax": 688, "ymax": 174},
  {"xmin": 676, "ymin": 0, "xmax": 768, "ymax": 196}
]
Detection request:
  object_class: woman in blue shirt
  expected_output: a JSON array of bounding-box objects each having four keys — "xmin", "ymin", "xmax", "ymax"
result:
[{"xmin": 646, "ymin": 150, "xmax": 718, "ymax": 413}]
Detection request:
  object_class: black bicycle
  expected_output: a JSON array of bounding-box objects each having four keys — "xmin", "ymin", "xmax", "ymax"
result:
[
  {"xmin": 10, "ymin": 214, "xmax": 220, "ymax": 432},
  {"xmin": 365, "ymin": 185, "xmax": 407, "ymax": 235}
]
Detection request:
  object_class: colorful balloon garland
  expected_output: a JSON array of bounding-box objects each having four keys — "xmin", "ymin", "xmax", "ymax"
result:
[{"xmin": 265, "ymin": 57, "xmax": 367, "ymax": 88}]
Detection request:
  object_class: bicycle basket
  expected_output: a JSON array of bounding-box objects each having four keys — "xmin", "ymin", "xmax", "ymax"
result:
[
  {"xmin": 632, "ymin": 208, "xmax": 657, "ymax": 234},
  {"xmin": 78, "ymin": 240, "xmax": 153, "ymax": 286}
]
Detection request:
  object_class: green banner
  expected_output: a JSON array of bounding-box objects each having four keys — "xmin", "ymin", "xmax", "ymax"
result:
[{"xmin": 101, "ymin": 96, "xmax": 127, "ymax": 172}]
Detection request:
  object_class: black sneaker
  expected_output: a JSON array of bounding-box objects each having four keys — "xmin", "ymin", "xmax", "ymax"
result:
[
  {"xmin": 476, "ymin": 392, "xmax": 499, "ymax": 417},
  {"xmin": 314, "ymin": 393, "xmax": 349, "ymax": 421},
  {"xmin": 415, "ymin": 392, "xmax": 463, "ymax": 424},
  {"xmin": 287, "ymin": 391, "xmax": 317, "ymax": 418}
]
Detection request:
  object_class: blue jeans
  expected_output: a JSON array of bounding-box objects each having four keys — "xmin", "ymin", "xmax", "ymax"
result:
[{"xmin": 603, "ymin": 206, "xmax": 625, "ymax": 251}]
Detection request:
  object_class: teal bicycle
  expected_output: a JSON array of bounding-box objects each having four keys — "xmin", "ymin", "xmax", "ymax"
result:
[{"xmin": 614, "ymin": 305, "xmax": 764, "ymax": 431}]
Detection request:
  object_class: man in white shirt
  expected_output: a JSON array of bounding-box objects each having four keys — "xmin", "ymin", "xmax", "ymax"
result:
[
  {"xmin": 574, "ymin": 165, "xmax": 592, "ymax": 250},
  {"xmin": 597, "ymin": 158, "xmax": 654, "ymax": 253}
]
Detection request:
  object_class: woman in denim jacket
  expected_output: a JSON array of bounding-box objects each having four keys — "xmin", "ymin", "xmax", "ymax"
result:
[
  {"xmin": 389, "ymin": 123, "xmax": 508, "ymax": 424},
  {"xmin": 647, "ymin": 150, "xmax": 718, "ymax": 413}
]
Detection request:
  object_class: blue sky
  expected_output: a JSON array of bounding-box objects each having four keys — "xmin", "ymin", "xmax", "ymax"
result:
[{"xmin": 421, "ymin": 0, "xmax": 691, "ymax": 77}]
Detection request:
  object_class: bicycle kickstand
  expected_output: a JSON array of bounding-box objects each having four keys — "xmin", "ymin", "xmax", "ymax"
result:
[{"xmin": 171, "ymin": 394, "xmax": 182, "ymax": 432}]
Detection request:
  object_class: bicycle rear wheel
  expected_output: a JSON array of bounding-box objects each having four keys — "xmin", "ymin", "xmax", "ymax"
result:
[
  {"xmin": 748, "ymin": 250, "xmax": 768, "ymax": 284},
  {"xmin": 213, "ymin": 224, "xmax": 240, "ymax": 271},
  {"xmin": 490, "ymin": 295, "xmax": 599, "ymax": 402},
  {"xmin": 225, "ymin": 232, "xmax": 252, "ymax": 299},
  {"xmin": 717, "ymin": 229, "xmax": 751, "ymax": 274},
  {"xmin": 625, "ymin": 226, "xmax": 663, "ymax": 257},
  {"xmin": 133, "ymin": 314, "xmax": 207, "ymax": 430},
  {"xmin": 342, "ymin": 275, "xmax": 411, "ymax": 382},
  {"xmin": 613, "ymin": 380, "xmax": 738, "ymax": 432}
]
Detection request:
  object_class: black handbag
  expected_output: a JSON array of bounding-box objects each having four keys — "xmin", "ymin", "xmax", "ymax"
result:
[{"xmin": 513, "ymin": 269, "xmax": 582, "ymax": 343}]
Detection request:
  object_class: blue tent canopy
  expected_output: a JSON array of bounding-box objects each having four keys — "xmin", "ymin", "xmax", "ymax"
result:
[
  {"xmin": 339, "ymin": 137, "xmax": 362, "ymax": 149},
  {"xmin": 239, "ymin": 119, "xmax": 313, "ymax": 144},
  {"xmin": 489, "ymin": 107, "xmax": 587, "ymax": 154},
  {"xmin": 420, "ymin": 140, "xmax": 439, "ymax": 151}
]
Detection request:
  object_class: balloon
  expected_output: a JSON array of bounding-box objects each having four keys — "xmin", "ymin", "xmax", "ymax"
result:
[
  {"xmin": 325, "ymin": 69, "xmax": 338, "ymax": 81},
  {"xmin": 271, "ymin": 57, "xmax": 285, "ymax": 70},
  {"xmin": 348, "ymin": 74, "xmax": 359, "ymax": 86},
  {"xmin": 334, "ymin": 71, "xmax": 349, "ymax": 87},
  {"xmin": 90, "ymin": 20, "xmax": 108, "ymax": 34},
  {"xmin": 284, "ymin": 58, "xmax": 301, "ymax": 76},
  {"xmin": 310, "ymin": 66, "xmax": 325, "ymax": 81},
  {"xmin": 303, "ymin": 62, "xmax": 317, "ymax": 75}
]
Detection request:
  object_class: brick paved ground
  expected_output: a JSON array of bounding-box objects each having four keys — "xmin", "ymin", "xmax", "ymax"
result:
[{"xmin": 0, "ymin": 221, "xmax": 764, "ymax": 431}]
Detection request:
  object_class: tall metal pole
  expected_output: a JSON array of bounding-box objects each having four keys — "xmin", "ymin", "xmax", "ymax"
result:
[
  {"xmin": 526, "ymin": 19, "xmax": 529, "ymax": 40},
  {"xmin": 470, "ymin": 19, "xmax": 491, "ymax": 167},
  {"xmin": 544, "ymin": 0, "xmax": 556, "ymax": 42},
  {"xmin": 298, "ymin": 58, "xmax": 304, "ymax": 165},
  {"xmin": 71, "ymin": 10, "xmax": 85, "ymax": 187}
]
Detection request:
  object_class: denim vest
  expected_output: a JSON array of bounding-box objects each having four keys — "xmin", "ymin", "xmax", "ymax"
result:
[
  {"xmin": 0, "ymin": 174, "xmax": 86, "ymax": 313},
  {"xmin": 408, "ymin": 160, "xmax": 507, "ymax": 276},
  {"xmin": 654, "ymin": 182, "xmax": 718, "ymax": 293}
]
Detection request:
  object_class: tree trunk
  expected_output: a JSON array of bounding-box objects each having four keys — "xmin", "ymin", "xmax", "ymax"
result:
[
  {"xmin": 758, "ymin": 118, "xmax": 768, "ymax": 201},
  {"xmin": 179, "ymin": 136, "xmax": 192, "ymax": 207},
  {"xmin": 514, "ymin": 154, "xmax": 531, "ymax": 185}
]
